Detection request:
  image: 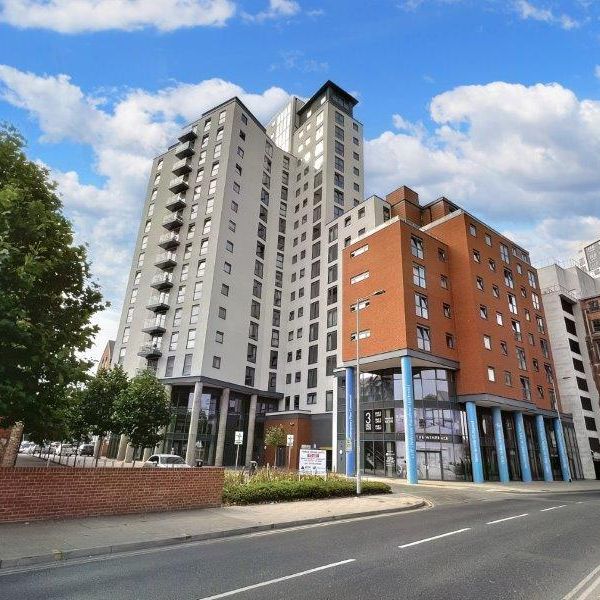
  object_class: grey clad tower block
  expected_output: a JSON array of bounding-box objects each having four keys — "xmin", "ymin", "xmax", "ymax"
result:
[{"xmin": 112, "ymin": 82, "xmax": 369, "ymax": 468}]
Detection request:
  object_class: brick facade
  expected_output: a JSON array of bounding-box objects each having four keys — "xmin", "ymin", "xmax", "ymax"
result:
[{"xmin": 0, "ymin": 467, "xmax": 224, "ymax": 523}]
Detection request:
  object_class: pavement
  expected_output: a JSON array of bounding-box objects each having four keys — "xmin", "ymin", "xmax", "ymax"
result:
[
  {"xmin": 2, "ymin": 483, "xmax": 600, "ymax": 599},
  {"xmin": 0, "ymin": 487, "xmax": 424, "ymax": 569}
]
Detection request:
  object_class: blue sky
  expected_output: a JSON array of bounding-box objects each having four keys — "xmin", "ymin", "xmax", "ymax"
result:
[{"xmin": 0, "ymin": 0, "xmax": 599, "ymax": 361}]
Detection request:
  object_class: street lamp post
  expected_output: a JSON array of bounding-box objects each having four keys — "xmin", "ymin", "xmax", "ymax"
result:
[{"xmin": 355, "ymin": 289, "xmax": 385, "ymax": 496}]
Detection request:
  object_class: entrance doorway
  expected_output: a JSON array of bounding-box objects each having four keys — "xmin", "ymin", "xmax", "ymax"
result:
[{"xmin": 417, "ymin": 450, "xmax": 443, "ymax": 480}]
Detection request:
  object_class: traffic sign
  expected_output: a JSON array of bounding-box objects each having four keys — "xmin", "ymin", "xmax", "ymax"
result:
[
  {"xmin": 234, "ymin": 431, "xmax": 244, "ymax": 445},
  {"xmin": 286, "ymin": 434, "xmax": 294, "ymax": 447}
]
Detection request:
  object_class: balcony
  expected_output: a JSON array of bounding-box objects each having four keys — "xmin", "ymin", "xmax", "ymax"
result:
[
  {"xmin": 150, "ymin": 272, "xmax": 174, "ymax": 290},
  {"xmin": 137, "ymin": 342, "xmax": 163, "ymax": 358},
  {"xmin": 165, "ymin": 194, "xmax": 187, "ymax": 212},
  {"xmin": 147, "ymin": 294, "xmax": 170, "ymax": 313},
  {"xmin": 174, "ymin": 140, "xmax": 194, "ymax": 159},
  {"xmin": 154, "ymin": 251, "xmax": 177, "ymax": 270},
  {"xmin": 162, "ymin": 211, "xmax": 183, "ymax": 230},
  {"xmin": 172, "ymin": 157, "xmax": 192, "ymax": 176},
  {"xmin": 142, "ymin": 319, "xmax": 167, "ymax": 335},
  {"xmin": 158, "ymin": 231, "xmax": 180, "ymax": 250},
  {"xmin": 178, "ymin": 127, "xmax": 198, "ymax": 143},
  {"xmin": 169, "ymin": 176, "xmax": 189, "ymax": 194}
]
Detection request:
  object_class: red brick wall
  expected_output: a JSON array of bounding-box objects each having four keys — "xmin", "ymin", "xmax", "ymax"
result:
[{"xmin": 0, "ymin": 467, "xmax": 224, "ymax": 523}]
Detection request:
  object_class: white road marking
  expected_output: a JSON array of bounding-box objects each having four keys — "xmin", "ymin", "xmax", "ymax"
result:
[
  {"xmin": 196, "ymin": 559, "xmax": 356, "ymax": 599},
  {"xmin": 563, "ymin": 563, "xmax": 600, "ymax": 599},
  {"xmin": 398, "ymin": 528, "xmax": 471, "ymax": 549},
  {"xmin": 486, "ymin": 513, "xmax": 528, "ymax": 525},
  {"xmin": 540, "ymin": 505, "xmax": 567, "ymax": 512}
]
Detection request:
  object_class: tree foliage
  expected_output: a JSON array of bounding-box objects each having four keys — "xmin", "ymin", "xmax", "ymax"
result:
[
  {"xmin": 112, "ymin": 370, "xmax": 171, "ymax": 450},
  {"xmin": 264, "ymin": 425, "xmax": 287, "ymax": 466},
  {"xmin": 79, "ymin": 366, "xmax": 128, "ymax": 439},
  {"xmin": 0, "ymin": 124, "xmax": 105, "ymax": 441}
]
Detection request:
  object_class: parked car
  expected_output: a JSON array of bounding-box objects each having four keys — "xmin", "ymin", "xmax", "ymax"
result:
[
  {"xmin": 49, "ymin": 442, "xmax": 61, "ymax": 455},
  {"xmin": 19, "ymin": 441, "xmax": 35, "ymax": 453},
  {"xmin": 55, "ymin": 443, "xmax": 76, "ymax": 456},
  {"xmin": 78, "ymin": 443, "xmax": 94, "ymax": 456},
  {"xmin": 142, "ymin": 454, "xmax": 191, "ymax": 468}
]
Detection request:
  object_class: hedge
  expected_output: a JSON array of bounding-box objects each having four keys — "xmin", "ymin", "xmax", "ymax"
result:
[{"xmin": 223, "ymin": 475, "xmax": 391, "ymax": 505}]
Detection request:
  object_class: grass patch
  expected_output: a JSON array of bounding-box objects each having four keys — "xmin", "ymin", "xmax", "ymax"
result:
[{"xmin": 223, "ymin": 469, "xmax": 391, "ymax": 505}]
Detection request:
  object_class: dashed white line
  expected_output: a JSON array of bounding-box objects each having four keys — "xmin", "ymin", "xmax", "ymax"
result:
[
  {"xmin": 540, "ymin": 505, "xmax": 567, "ymax": 512},
  {"xmin": 196, "ymin": 559, "xmax": 356, "ymax": 599},
  {"xmin": 486, "ymin": 513, "xmax": 528, "ymax": 525},
  {"xmin": 399, "ymin": 528, "xmax": 471, "ymax": 549}
]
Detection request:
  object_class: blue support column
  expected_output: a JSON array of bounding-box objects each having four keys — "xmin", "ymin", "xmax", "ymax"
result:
[
  {"xmin": 345, "ymin": 367, "xmax": 355, "ymax": 477},
  {"xmin": 535, "ymin": 414, "xmax": 553, "ymax": 482},
  {"xmin": 401, "ymin": 356, "xmax": 418, "ymax": 484},
  {"xmin": 492, "ymin": 407, "xmax": 510, "ymax": 483},
  {"xmin": 553, "ymin": 418, "xmax": 571, "ymax": 482},
  {"xmin": 466, "ymin": 402, "xmax": 484, "ymax": 483},
  {"xmin": 514, "ymin": 412, "xmax": 532, "ymax": 483}
]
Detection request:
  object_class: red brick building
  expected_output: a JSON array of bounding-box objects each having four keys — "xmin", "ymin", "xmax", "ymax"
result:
[{"xmin": 338, "ymin": 186, "xmax": 581, "ymax": 482}]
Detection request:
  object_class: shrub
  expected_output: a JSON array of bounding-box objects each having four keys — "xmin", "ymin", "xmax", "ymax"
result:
[{"xmin": 222, "ymin": 469, "xmax": 391, "ymax": 505}]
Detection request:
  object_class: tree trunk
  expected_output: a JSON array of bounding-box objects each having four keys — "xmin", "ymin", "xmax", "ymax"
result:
[{"xmin": 0, "ymin": 422, "xmax": 24, "ymax": 467}]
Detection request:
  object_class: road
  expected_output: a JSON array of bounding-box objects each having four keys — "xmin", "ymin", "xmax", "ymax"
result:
[{"xmin": 2, "ymin": 485, "xmax": 600, "ymax": 600}]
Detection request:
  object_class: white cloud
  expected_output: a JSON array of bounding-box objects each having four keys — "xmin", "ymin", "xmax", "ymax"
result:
[
  {"xmin": 514, "ymin": 0, "xmax": 580, "ymax": 30},
  {"xmin": 365, "ymin": 81, "xmax": 600, "ymax": 265},
  {"xmin": 0, "ymin": 65, "xmax": 291, "ymax": 360},
  {"xmin": 244, "ymin": 0, "xmax": 300, "ymax": 22},
  {"xmin": 0, "ymin": 0, "xmax": 236, "ymax": 33}
]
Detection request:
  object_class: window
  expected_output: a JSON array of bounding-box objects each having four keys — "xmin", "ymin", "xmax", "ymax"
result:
[
  {"xmin": 416, "ymin": 326, "xmax": 431, "ymax": 351},
  {"xmin": 504, "ymin": 371, "xmax": 512, "ymax": 386},
  {"xmin": 476, "ymin": 277, "xmax": 484, "ymax": 291},
  {"xmin": 564, "ymin": 317, "xmax": 577, "ymax": 336},
  {"xmin": 585, "ymin": 417, "xmax": 597, "ymax": 432},
  {"xmin": 480, "ymin": 305, "xmax": 488, "ymax": 319},
  {"xmin": 177, "ymin": 285, "xmax": 186, "ymax": 303},
  {"xmin": 189, "ymin": 304, "xmax": 199, "ymax": 325},
  {"xmin": 165, "ymin": 356, "xmax": 174, "ymax": 377},
  {"xmin": 440, "ymin": 275, "xmax": 448, "ymax": 289},
  {"xmin": 483, "ymin": 335, "xmax": 491, "ymax": 350},
  {"xmin": 212, "ymin": 356, "xmax": 221, "ymax": 369},
  {"xmin": 350, "ymin": 330, "xmax": 371, "ymax": 341},
  {"xmin": 487, "ymin": 366, "xmax": 496, "ymax": 382},
  {"xmin": 245, "ymin": 367, "xmax": 255, "ymax": 387},
  {"xmin": 446, "ymin": 334, "xmax": 455, "ymax": 349},
  {"xmin": 413, "ymin": 264, "xmax": 426, "ymax": 288},
  {"xmin": 193, "ymin": 281, "xmax": 202, "ymax": 300},
  {"xmin": 415, "ymin": 293, "xmax": 428, "ymax": 318},
  {"xmin": 473, "ymin": 249, "xmax": 481, "ymax": 263},
  {"xmin": 508, "ymin": 293, "xmax": 517, "ymax": 314},
  {"xmin": 248, "ymin": 322, "xmax": 258, "ymax": 340},
  {"xmin": 169, "ymin": 332, "xmax": 179, "ymax": 351},
  {"xmin": 218, "ymin": 306, "xmax": 226, "ymax": 319},
  {"xmin": 500, "ymin": 341, "xmax": 508, "ymax": 355},
  {"xmin": 351, "ymin": 271, "xmax": 369, "ymax": 285},
  {"xmin": 516, "ymin": 347, "xmax": 527, "ymax": 370},
  {"xmin": 500, "ymin": 243, "xmax": 510, "ymax": 263},
  {"xmin": 469, "ymin": 223, "xmax": 477, "ymax": 237},
  {"xmin": 182, "ymin": 354, "xmax": 192, "ymax": 376},
  {"xmin": 411, "ymin": 236, "xmax": 424, "ymax": 259},
  {"xmin": 186, "ymin": 329, "xmax": 196, "ymax": 349},
  {"xmin": 520, "ymin": 376, "xmax": 531, "ymax": 401}
]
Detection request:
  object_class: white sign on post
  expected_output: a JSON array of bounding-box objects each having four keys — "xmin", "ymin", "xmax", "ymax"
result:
[
  {"xmin": 234, "ymin": 431, "xmax": 244, "ymax": 445},
  {"xmin": 286, "ymin": 434, "xmax": 294, "ymax": 447},
  {"xmin": 299, "ymin": 449, "xmax": 327, "ymax": 475}
]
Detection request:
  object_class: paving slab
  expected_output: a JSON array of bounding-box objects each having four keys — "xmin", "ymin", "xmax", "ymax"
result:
[{"xmin": 0, "ymin": 490, "xmax": 425, "ymax": 569}]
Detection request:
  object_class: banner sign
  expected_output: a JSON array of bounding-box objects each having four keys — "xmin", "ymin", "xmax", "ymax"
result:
[{"xmin": 299, "ymin": 449, "xmax": 327, "ymax": 475}]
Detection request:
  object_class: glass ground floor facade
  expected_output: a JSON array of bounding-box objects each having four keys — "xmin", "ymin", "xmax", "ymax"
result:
[{"xmin": 342, "ymin": 364, "xmax": 583, "ymax": 482}]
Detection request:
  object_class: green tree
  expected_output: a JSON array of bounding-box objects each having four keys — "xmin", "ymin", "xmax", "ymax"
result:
[
  {"xmin": 0, "ymin": 125, "xmax": 105, "ymax": 442},
  {"xmin": 264, "ymin": 425, "xmax": 287, "ymax": 467},
  {"xmin": 79, "ymin": 366, "xmax": 129, "ymax": 459},
  {"xmin": 112, "ymin": 370, "xmax": 171, "ymax": 459}
]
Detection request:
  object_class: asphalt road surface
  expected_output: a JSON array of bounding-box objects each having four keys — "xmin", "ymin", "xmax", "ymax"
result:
[{"xmin": 2, "ymin": 486, "xmax": 600, "ymax": 600}]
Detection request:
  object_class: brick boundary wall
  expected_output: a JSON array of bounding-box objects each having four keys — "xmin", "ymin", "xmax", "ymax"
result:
[{"xmin": 0, "ymin": 467, "xmax": 224, "ymax": 523}]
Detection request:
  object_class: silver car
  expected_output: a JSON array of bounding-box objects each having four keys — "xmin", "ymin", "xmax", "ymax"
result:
[{"xmin": 142, "ymin": 454, "xmax": 192, "ymax": 468}]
